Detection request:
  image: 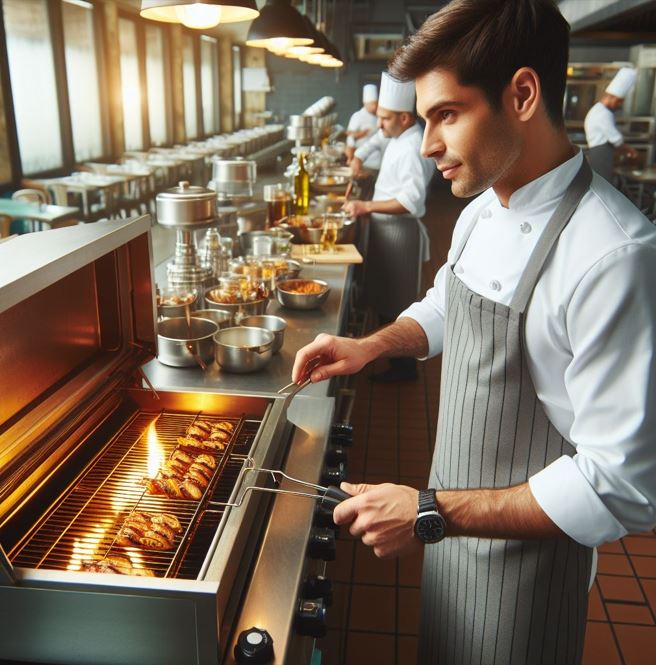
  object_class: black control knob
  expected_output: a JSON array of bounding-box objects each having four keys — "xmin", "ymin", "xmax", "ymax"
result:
[
  {"xmin": 302, "ymin": 575, "xmax": 333, "ymax": 606},
  {"xmin": 296, "ymin": 599, "xmax": 327, "ymax": 638},
  {"xmin": 330, "ymin": 423, "xmax": 354, "ymax": 447},
  {"xmin": 321, "ymin": 462, "xmax": 346, "ymax": 486},
  {"xmin": 307, "ymin": 527, "xmax": 336, "ymax": 561},
  {"xmin": 325, "ymin": 445, "xmax": 347, "ymax": 465},
  {"xmin": 313, "ymin": 503, "xmax": 338, "ymax": 530},
  {"xmin": 234, "ymin": 627, "xmax": 274, "ymax": 664}
]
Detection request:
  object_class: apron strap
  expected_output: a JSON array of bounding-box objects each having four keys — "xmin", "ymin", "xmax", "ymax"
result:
[
  {"xmin": 510, "ymin": 158, "xmax": 593, "ymax": 313},
  {"xmin": 449, "ymin": 215, "xmax": 479, "ymax": 267}
]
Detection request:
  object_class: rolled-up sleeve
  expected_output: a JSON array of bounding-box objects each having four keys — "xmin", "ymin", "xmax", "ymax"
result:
[
  {"xmin": 529, "ymin": 243, "xmax": 656, "ymax": 547},
  {"xmin": 395, "ymin": 152, "xmax": 431, "ymax": 218},
  {"xmin": 398, "ymin": 263, "xmax": 448, "ymax": 359}
]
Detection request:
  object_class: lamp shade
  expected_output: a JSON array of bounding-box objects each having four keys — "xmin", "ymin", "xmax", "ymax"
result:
[
  {"xmin": 140, "ymin": 0, "xmax": 259, "ymax": 26},
  {"xmin": 246, "ymin": 0, "xmax": 314, "ymax": 48}
]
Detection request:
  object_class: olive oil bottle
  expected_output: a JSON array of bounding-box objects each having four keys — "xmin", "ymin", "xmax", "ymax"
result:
[{"xmin": 294, "ymin": 152, "xmax": 310, "ymax": 215}]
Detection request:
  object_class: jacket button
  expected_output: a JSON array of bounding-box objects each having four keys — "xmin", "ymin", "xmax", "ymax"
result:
[
  {"xmin": 489, "ymin": 280, "xmax": 501, "ymax": 292},
  {"xmin": 520, "ymin": 222, "xmax": 532, "ymax": 234}
]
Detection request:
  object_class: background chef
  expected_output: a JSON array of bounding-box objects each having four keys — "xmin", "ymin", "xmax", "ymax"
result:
[
  {"xmin": 584, "ymin": 66, "xmax": 639, "ymax": 182},
  {"xmin": 343, "ymin": 71, "xmax": 434, "ymax": 382},
  {"xmin": 344, "ymin": 83, "xmax": 385, "ymax": 171}
]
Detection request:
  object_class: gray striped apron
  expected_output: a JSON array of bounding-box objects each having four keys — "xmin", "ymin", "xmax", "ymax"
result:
[
  {"xmin": 419, "ymin": 160, "xmax": 594, "ymax": 665},
  {"xmin": 587, "ymin": 142, "xmax": 615, "ymax": 183}
]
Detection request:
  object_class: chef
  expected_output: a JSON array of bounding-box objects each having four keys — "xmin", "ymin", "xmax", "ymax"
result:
[
  {"xmin": 292, "ymin": 0, "xmax": 656, "ymax": 664},
  {"xmin": 345, "ymin": 83, "xmax": 384, "ymax": 171},
  {"xmin": 343, "ymin": 71, "xmax": 434, "ymax": 382},
  {"xmin": 584, "ymin": 66, "xmax": 639, "ymax": 181}
]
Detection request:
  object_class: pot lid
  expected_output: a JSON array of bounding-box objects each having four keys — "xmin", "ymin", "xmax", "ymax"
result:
[{"xmin": 157, "ymin": 180, "xmax": 216, "ymax": 203}]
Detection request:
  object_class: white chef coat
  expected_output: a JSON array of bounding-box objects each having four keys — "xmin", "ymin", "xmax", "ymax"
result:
[
  {"xmin": 346, "ymin": 107, "xmax": 378, "ymax": 148},
  {"xmin": 400, "ymin": 150, "xmax": 656, "ymax": 548},
  {"xmin": 350, "ymin": 123, "xmax": 388, "ymax": 171},
  {"xmin": 584, "ymin": 102, "xmax": 625, "ymax": 148},
  {"xmin": 366, "ymin": 123, "xmax": 434, "ymax": 219}
]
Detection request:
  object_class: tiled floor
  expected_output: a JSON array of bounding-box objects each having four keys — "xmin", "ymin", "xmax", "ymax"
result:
[{"xmin": 317, "ymin": 180, "xmax": 656, "ymax": 665}]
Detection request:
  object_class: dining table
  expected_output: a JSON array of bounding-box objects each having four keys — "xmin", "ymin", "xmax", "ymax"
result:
[{"xmin": 0, "ymin": 199, "xmax": 80, "ymax": 234}]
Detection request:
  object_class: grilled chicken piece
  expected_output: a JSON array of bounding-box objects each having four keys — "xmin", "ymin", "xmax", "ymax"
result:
[
  {"xmin": 81, "ymin": 555, "xmax": 154, "ymax": 577},
  {"xmin": 177, "ymin": 436, "xmax": 225, "ymax": 453},
  {"xmin": 117, "ymin": 511, "xmax": 183, "ymax": 550},
  {"xmin": 189, "ymin": 461, "xmax": 213, "ymax": 481},
  {"xmin": 209, "ymin": 429, "xmax": 230, "ymax": 443},
  {"xmin": 170, "ymin": 449, "xmax": 195, "ymax": 466},
  {"xmin": 186, "ymin": 422, "xmax": 212, "ymax": 440},
  {"xmin": 144, "ymin": 477, "xmax": 184, "ymax": 499},
  {"xmin": 181, "ymin": 479, "xmax": 203, "ymax": 500},
  {"xmin": 195, "ymin": 453, "xmax": 216, "ymax": 469},
  {"xmin": 214, "ymin": 421, "xmax": 234, "ymax": 434}
]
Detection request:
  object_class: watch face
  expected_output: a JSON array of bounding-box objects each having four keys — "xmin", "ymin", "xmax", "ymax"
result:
[{"xmin": 415, "ymin": 513, "xmax": 446, "ymax": 544}]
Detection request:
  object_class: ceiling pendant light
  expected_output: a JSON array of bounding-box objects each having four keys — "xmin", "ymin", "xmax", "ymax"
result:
[
  {"xmin": 246, "ymin": 0, "xmax": 314, "ymax": 49},
  {"xmin": 140, "ymin": 1, "xmax": 259, "ymax": 28}
]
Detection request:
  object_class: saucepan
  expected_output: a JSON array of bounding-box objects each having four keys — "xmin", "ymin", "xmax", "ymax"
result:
[
  {"xmin": 214, "ymin": 326, "xmax": 274, "ymax": 373},
  {"xmin": 157, "ymin": 317, "xmax": 217, "ymax": 368}
]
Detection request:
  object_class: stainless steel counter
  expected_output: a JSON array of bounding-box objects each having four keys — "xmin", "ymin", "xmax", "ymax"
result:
[{"xmin": 143, "ymin": 259, "xmax": 353, "ymax": 398}]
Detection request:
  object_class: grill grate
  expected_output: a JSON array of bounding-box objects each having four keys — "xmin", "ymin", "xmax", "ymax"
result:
[{"xmin": 10, "ymin": 410, "xmax": 260, "ymax": 578}]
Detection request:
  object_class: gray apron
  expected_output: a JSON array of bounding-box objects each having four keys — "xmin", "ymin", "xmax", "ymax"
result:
[
  {"xmin": 419, "ymin": 160, "xmax": 594, "ymax": 665},
  {"xmin": 587, "ymin": 142, "xmax": 615, "ymax": 183},
  {"xmin": 364, "ymin": 212, "xmax": 428, "ymax": 321}
]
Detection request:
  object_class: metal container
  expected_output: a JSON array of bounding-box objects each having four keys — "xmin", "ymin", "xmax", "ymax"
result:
[
  {"xmin": 288, "ymin": 115, "xmax": 314, "ymax": 128},
  {"xmin": 214, "ymin": 326, "xmax": 274, "ymax": 373},
  {"xmin": 276, "ymin": 279, "xmax": 330, "ymax": 310},
  {"xmin": 156, "ymin": 181, "xmax": 218, "ymax": 228},
  {"xmin": 211, "ymin": 158, "xmax": 257, "ymax": 185},
  {"xmin": 239, "ymin": 230, "xmax": 274, "ymax": 256},
  {"xmin": 239, "ymin": 315, "xmax": 287, "ymax": 353},
  {"xmin": 204, "ymin": 286, "xmax": 269, "ymax": 319},
  {"xmin": 299, "ymin": 225, "xmax": 323, "ymax": 244},
  {"xmin": 286, "ymin": 126, "xmax": 315, "ymax": 142},
  {"xmin": 192, "ymin": 308, "xmax": 234, "ymax": 329},
  {"xmin": 157, "ymin": 317, "xmax": 217, "ymax": 368},
  {"xmin": 157, "ymin": 288, "xmax": 198, "ymax": 318}
]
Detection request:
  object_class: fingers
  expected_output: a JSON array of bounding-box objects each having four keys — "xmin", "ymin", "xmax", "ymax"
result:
[
  {"xmin": 341, "ymin": 481, "xmax": 372, "ymax": 496},
  {"xmin": 333, "ymin": 494, "xmax": 362, "ymax": 526},
  {"xmin": 291, "ymin": 335, "xmax": 332, "ymax": 383}
]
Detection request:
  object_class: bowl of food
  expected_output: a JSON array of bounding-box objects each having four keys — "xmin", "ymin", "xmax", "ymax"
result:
[
  {"xmin": 204, "ymin": 285, "xmax": 269, "ymax": 319},
  {"xmin": 276, "ymin": 279, "xmax": 330, "ymax": 310},
  {"xmin": 214, "ymin": 326, "xmax": 274, "ymax": 373},
  {"xmin": 156, "ymin": 288, "xmax": 197, "ymax": 319},
  {"xmin": 239, "ymin": 314, "xmax": 287, "ymax": 353}
]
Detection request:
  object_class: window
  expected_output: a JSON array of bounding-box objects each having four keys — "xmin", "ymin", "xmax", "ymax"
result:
[
  {"xmin": 62, "ymin": 0, "xmax": 103, "ymax": 162},
  {"xmin": 232, "ymin": 45, "xmax": 242, "ymax": 129},
  {"xmin": 200, "ymin": 36, "xmax": 219, "ymax": 136},
  {"xmin": 182, "ymin": 33, "xmax": 198, "ymax": 139},
  {"xmin": 119, "ymin": 17, "xmax": 143, "ymax": 151},
  {"xmin": 3, "ymin": 0, "xmax": 63, "ymax": 174},
  {"xmin": 145, "ymin": 24, "xmax": 168, "ymax": 146}
]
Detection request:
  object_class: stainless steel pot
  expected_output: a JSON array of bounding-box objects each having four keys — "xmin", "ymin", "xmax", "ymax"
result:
[
  {"xmin": 276, "ymin": 279, "xmax": 330, "ymax": 310},
  {"xmin": 288, "ymin": 115, "xmax": 315, "ymax": 128},
  {"xmin": 214, "ymin": 326, "xmax": 274, "ymax": 373},
  {"xmin": 239, "ymin": 315, "xmax": 287, "ymax": 353},
  {"xmin": 157, "ymin": 317, "xmax": 217, "ymax": 368},
  {"xmin": 156, "ymin": 181, "xmax": 218, "ymax": 228},
  {"xmin": 211, "ymin": 158, "xmax": 257, "ymax": 184},
  {"xmin": 204, "ymin": 287, "xmax": 269, "ymax": 319},
  {"xmin": 192, "ymin": 308, "xmax": 234, "ymax": 329}
]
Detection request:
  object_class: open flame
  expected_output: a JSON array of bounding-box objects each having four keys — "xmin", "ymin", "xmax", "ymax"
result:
[{"xmin": 146, "ymin": 420, "xmax": 165, "ymax": 479}]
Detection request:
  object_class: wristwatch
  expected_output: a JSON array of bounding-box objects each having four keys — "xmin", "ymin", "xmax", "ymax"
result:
[{"xmin": 414, "ymin": 489, "xmax": 447, "ymax": 544}]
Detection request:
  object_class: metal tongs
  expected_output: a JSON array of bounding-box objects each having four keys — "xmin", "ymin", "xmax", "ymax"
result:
[
  {"xmin": 212, "ymin": 458, "xmax": 351, "ymax": 510},
  {"xmin": 277, "ymin": 356, "xmax": 322, "ymax": 397}
]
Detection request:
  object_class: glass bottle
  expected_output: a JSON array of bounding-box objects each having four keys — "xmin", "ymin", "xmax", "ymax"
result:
[{"xmin": 294, "ymin": 152, "xmax": 310, "ymax": 215}]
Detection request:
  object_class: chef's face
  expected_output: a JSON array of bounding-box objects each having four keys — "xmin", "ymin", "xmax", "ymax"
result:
[
  {"xmin": 416, "ymin": 68, "xmax": 522, "ymax": 198},
  {"xmin": 364, "ymin": 101, "xmax": 378, "ymax": 114},
  {"xmin": 377, "ymin": 107, "xmax": 405, "ymax": 138}
]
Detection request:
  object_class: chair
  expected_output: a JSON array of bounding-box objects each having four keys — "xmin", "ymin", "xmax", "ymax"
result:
[{"xmin": 12, "ymin": 188, "xmax": 51, "ymax": 231}]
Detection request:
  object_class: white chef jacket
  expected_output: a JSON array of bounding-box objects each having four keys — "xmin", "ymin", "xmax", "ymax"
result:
[
  {"xmin": 400, "ymin": 150, "xmax": 656, "ymax": 548},
  {"xmin": 351, "ymin": 126, "xmax": 389, "ymax": 171},
  {"xmin": 584, "ymin": 102, "xmax": 625, "ymax": 148},
  {"xmin": 365, "ymin": 124, "xmax": 434, "ymax": 219}
]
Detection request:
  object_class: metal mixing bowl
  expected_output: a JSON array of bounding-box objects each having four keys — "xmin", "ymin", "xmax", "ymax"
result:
[
  {"xmin": 157, "ymin": 317, "xmax": 217, "ymax": 368},
  {"xmin": 214, "ymin": 326, "xmax": 274, "ymax": 373},
  {"xmin": 204, "ymin": 287, "xmax": 269, "ymax": 320},
  {"xmin": 276, "ymin": 279, "xmax": 330, "ymax": 310},
  {"xmin": 192, "ymin": 309, "xmax": 234, "ymax": 329},
  {"xmin": 239, "ymin": 315, "xmax": 287, "ymax": 353}
]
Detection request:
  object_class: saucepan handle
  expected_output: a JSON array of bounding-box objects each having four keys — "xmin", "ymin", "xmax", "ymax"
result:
[{"xmin": 320, "ymin": 485, "xmax": 352, "ymax": 508}]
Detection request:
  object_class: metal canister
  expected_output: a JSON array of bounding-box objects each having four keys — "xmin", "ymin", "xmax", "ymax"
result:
[{"xmin": 156, "ymin": 181, "xmax": 218, "ymax": 228}]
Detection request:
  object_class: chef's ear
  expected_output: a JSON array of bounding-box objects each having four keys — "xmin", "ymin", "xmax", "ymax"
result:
[{"xmin": 508, "ymin": 67, "xmax": 540, "ymax": 123}]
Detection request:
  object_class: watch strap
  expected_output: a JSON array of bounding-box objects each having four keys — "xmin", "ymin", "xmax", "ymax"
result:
[{"xmin": 418, "ymin": 488, "xmax": 438, "ymax": 514}]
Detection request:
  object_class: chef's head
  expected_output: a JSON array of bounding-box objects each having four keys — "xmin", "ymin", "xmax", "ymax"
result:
[
  {"xmin": 362, "ymin": 84, "xmax": 378, "ymax": 114},
  {"xmin": 602, "ymin": 68, "xmax": 637, "ymax": 110},
  {"xmin": 389, "ymin": 0, "xmax": 570, "ymax": 198},
  {"xmin": 376, "ymin": 72, "xmax": 417, "ymax": 138}
]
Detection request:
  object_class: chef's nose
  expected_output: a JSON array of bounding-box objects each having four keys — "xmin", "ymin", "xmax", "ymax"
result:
[
  {"xmin": 420, "ymin": 126, "xmax": 445, "ymax": 159},
  {"xmin": 377, "ymin": 117, "xmax": 383, "ymax": 129}
]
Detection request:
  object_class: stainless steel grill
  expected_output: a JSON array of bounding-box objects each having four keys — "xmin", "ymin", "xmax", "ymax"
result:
[{"xmin": 10, "ymin": 410, "xmax": 251, "ymax": 579}]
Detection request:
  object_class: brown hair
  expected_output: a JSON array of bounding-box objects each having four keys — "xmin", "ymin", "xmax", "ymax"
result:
[{"xmin": 389, "ymin": 0, "xmax": 570, "ymax": 126}]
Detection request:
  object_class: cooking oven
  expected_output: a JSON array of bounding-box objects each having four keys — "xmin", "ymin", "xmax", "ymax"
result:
[{"xmin": 0, "ymin": 217, "xmax": 346, "ymax": 665}]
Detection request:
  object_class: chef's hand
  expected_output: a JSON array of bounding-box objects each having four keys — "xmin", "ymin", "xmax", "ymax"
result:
[
  {"xmin": 350, "ymin": 157, "xmax": 363, "ymax": 177},
  {"xmin": 334, "ymin": 482, "xmax": 422, "ymax": 559},
  {"xmin": 342, "ymin": 199, "xmax": 369, "ymax": 217},
  {"xmin": 292, "ymin": 333, "xmax": 374, "ymax": 383}
]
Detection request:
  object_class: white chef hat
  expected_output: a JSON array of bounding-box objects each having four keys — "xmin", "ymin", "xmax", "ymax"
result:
[
  {"xmin": 378, "ymin": 72, "xmax": 415, "ymax": 112},
  {"xmin": 362, "ymin": 84, "xmax": 378, "ymax": 103},
  {"xmin": 606, "ymin": 67, "xmax": 637, "ymax": 99}
]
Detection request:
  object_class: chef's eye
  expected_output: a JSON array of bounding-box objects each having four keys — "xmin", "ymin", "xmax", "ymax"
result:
[{"xmin": 440, "ymin": 110, "xmax": 455, "ymax": 122}]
